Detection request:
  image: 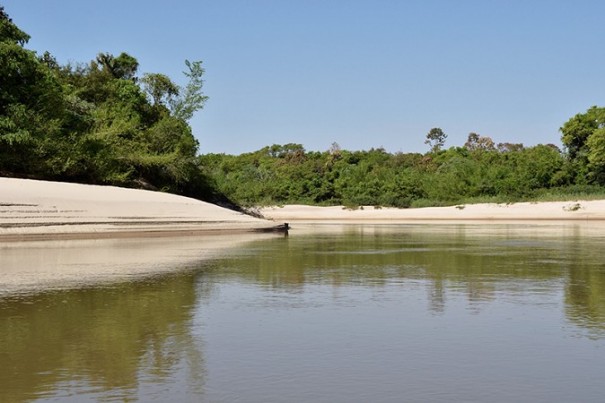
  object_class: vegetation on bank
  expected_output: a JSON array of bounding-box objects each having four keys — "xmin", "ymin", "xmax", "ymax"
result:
[
  {"xmin": 0, "ymin": 8, "xmax": 220, "ymax": 201},
  {"xmin": 1, "ymin": 7, "xmax": 604, "ymax": 208},
  {"xmin": 200, "ymin": 136, "xmax": 605, "ymax": 208}
]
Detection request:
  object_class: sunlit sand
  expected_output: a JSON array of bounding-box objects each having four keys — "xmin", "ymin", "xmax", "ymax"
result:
[
  {"xmin": 259, "ymin": 201, "xmax": 605, "ymax": 223},
  {"xmin": 0, "ymin": 177, "xmax": 276, "ymax": 240}
]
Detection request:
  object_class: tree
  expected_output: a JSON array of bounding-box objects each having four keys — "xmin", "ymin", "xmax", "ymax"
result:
[
  {"xmin": 497, "ymin": 142, "xmax": 524, "ymax": 153},
  {"xmin": 560, "ymin": 106, "xmax": 605, "ymax": 159},
  {"xmin": 425, "ymin": 127, "xmax": 447, "ymax": 153},
  {"xmin": 0, "ymin": 7, "xmax": 216, "ymax": 199},
  {"xmin": 141, "ymin": 73, "xmax": 179, "ymax": 106},
  {"xmin": 0, "ymin": 7, "xmax": 65, "ymax": 173},
  {"xmin": 0, "ymin": 6, "xmax": 29, "ymax": 45},
  {"xmin": 464, "ymin": 132, "xmax": 496, "ymax": 152},
  {"xmin": 517, "ymin": 145, "xmax": 565, "ymax": 189},
  {"xmin": 586, "ymin": 126, "xmax": 605, "ymax": 184},
  {"xmin": 170, "ymin": 60, "xmax": 209, "ymax": 121},
  {"xmin": 560, "ymin": 106, "xmax": 605, "ymax": 183},
  {"xmin": 96, "ymin": 52, "xmax": 139, "ymax": 80}
]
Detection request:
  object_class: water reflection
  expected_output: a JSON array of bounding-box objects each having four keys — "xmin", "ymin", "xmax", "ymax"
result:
[
  {"xmin": 205, "ymin": 224, "xmax": 605, "ymax": 334},
  {"xmin": 1, "ymin": 224, "xmax": 605, "ymax": 401},
  {"xmin": 0, "ymin": 274, "xmax": 207, "ymax": 402}
]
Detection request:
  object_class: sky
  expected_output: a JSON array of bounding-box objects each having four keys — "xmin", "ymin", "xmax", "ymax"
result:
[{"xmin": 3, "ymin": 0, "xmax": 604, "ymax": 155}]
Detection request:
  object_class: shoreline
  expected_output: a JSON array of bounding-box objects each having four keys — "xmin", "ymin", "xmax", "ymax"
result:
[
  {"xmin": 259, "ymin": 201, "xmax": 605, "ymax": 223},
  {"xmin": 0, "ymin": 177, "xmax": 279, "ymax": 241},
  {"xmin": 2, "ymin": 177, "xmax": 605, "ymax": 242},
  {"xmin": 2, "ymin": 177, "xmax": 605, "ymax": 295},
  {"xmin": 0, "ymin": 227, "xmax": 284, "ymax": 242}
]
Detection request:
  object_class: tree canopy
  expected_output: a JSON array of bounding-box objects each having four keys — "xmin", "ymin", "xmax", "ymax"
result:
[
  {"xmin": 0, "ymin": 7, "xmax": 214, "ymax": 200},
  {"xmin": 560, "ymin": 106, "xmax": 605, "ymax": 184},
  {"xmin": 424, "ymin": 127, "xmax": 447, "ymax": 153}
]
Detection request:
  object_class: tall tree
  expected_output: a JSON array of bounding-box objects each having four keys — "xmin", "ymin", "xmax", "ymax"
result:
[
  {"xmin": 464, "ymin": 133, "xmax": 496, "ymax": 152},
  {"xmin": 170, "ymin": 60, "xmax": 209, "ymax": 121},
  {"xmin": 141, "ymin": 73, "xmax": 179, "ymax": 107},
  {"xmin": 96, "ymin": 52, "xmax": 139, "ymax": 80},
  {"xmin": 0, "ymin": 7, "xmax": 64, "ymax": 173},
  {"xmin": 425, "ymin": 127, "xmax": 447, "ymax": 153},
  {"xmin": 0, "ymin": 6, "xmax": 28, "ymax": 43},
  {"xmin": 560, "ymin": 106, "xmax": 605, "ymax": 183},
  {"xmin": 586, "ymin": 124, "xmax": 605, "ymax": 184}
]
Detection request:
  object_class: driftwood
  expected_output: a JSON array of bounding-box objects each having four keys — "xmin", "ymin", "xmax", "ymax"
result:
[{"xmin": 254, "ymin": 223, "xmax": 289, "ymax": 234}]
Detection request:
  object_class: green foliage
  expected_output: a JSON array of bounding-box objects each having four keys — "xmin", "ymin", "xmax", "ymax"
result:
[
  {"xmin": 0, "ymin": 6, "xmax": 29, "ymax": 45},
  {"xmin": 141, "ymin": 73, "xmax": 179, "ymax": 107},
  {"xmin": 0, "ymin": 9, "xmax": 65, "ymax": 174},
  {"xmin": 464, "ymin": 133, "xmax": 496, "ymax": 152},
  {"xmin": 96, "ymin": 52, "xmax": 139, "ymax": 80},
  {"xmin": 0, "ymin": 8, "xmax": 213, "ymax": 201},
  {"xmin": 425, "ymin": 127, "xmax": 447, "ymax": 153},
  {"xmin": 586, "ymin": 127, "xmax": 605, "ymax": 183},
  {"xmin": 170, "ymin": 60, "xmax": 209, "ymax": 122},
  {"xmin": 202, "ymin": 140, "xmax": 581, "ymax": 208},
  {"xmin": 560, "ymin": 106, "xmax": 605, "ymax": 184}
]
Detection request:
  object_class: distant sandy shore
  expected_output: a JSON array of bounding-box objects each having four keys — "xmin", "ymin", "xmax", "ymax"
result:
[
  {"xmin": 0, "ymin": 177, "xmax": 277, "ymax": 241},
  {"xmin": 259, "ymin": 200, "xmax": 605, "ymax": 223}
]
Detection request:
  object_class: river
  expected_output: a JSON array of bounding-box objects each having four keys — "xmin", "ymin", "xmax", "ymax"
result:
[{"xmin": 1, "ymin": 224, "xmax": 605, "ymax": 402}]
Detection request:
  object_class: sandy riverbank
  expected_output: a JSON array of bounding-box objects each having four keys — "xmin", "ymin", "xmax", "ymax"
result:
[
  {"xmin": 3, "ymin": 177, "xmax": 605, "ymax": 241},
  {"xmin": 259, "ymin": 200, "xmax": 605, "ymax": 223},
  {"xmin": 0, "ymin": 177, "xmax": 277, "ymax": 241},
  {"xmin": 2, "ymin": 177, "xmax": 605, "ymax": 294}
]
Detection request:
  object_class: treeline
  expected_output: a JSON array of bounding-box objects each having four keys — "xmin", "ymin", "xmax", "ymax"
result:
[
  {"xmin": 201, "ymin": 110, "xmax": 605, "ymax": 207},
  {"xmin": 0, "ymin": 8, "xmax": 218, "ymax": 200}
]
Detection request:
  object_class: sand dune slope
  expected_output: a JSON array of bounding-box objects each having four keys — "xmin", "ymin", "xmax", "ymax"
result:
[{"xmin": 0, "ymin": 177, "xmax": 275, "ymax": 240}]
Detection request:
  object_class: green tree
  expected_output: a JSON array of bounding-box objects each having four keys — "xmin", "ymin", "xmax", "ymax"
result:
[
  {"xmin": 96, "ymin": 52, "xmax": 139, "ymax": 80},
  {"xmin": 0, "ymin": 7, "xmax": 65, "ymax": 173},
  {"xmin": 464, "ymin": 133, "xmax": 496, "ymax": 152},
  {"xmin": 586, "ymin": 126, "xmax": 605, "ymax": 184},
  {"xmin": 425, "ymin": 127, "xmax": 447, "ymax": 153},
  {"xmin": 141, "ymin": 73, "xmax": 179, "ymax": 107},
  {"xmin": 560, "ymin": 106, "xmax": 605, "ymax": 183},
  {"xmin": 170, "ymin": 60, "xmax": 209, "ymax": 121},
  {"xmin": 0, "ymin": 7, "xmax": 216, "ymax": 200},
  {"xmin": 0, "ymin": 6, "xmax": 28, "ymax": 44}
]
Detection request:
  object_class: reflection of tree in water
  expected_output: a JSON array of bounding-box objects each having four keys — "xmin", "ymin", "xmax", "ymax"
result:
[
  {"xmin": 216, "ymin": 227, "xmax": 605, "ymax": 335},
  {"xmin": 563, "ymin": 257, "xmax": 605, "ymax": 338},
  {"xmin": 0, "ymin": 273, "xmax": 207, "ymax": 402},
  {"xmin": 428, "ymin": 276, "xmax": 446, "ymax": 314}
]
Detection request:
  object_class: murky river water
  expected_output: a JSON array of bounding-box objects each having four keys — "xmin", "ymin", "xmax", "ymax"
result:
[{"xmin": 1, "ymin": 224, "xmax": 605, "ymax": 402}]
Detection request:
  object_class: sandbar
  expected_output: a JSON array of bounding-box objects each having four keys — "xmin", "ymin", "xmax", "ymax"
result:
[
  {"xmin": 0, "ymin": 177, "xmax": 277, "ymax": 241},
  {"xmin": 3, "ymin": 177, "xmax": 605, "ymax": 241}
]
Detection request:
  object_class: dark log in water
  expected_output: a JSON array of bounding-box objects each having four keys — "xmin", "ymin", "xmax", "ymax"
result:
[{"xmin": 254, "ymin": 223, "xmax": 289, "ymax": 234}]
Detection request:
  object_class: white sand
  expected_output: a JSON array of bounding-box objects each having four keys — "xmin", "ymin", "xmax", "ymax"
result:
[
  {"xmin": 0, "ymin": 177, "xmax": 277, "ymax": 240},
  {"xmin": 2, "ymin": 177, "xmax": 605, "ymax": 240},
  {"xmin": 260, "ymin": 200, "xmax": 605, "ymax": 223}
]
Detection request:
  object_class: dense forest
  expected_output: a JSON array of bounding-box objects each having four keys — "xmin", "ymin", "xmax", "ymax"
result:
[
  {"xmin": 1, "ymin": 8, "xmax": 604, "ymax": 208},
  {"xmin": 200, "ymin": 123, "xmax": 604, "ymax": 208},
  {"xmin": 0, "ymin": 7, "xmax": 218, "ymax": 201}
]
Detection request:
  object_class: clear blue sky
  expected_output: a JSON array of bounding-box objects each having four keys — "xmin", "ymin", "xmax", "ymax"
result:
[{"xmin": 3, "ymin": 0, "xmax": 604, "ymax": 154}]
